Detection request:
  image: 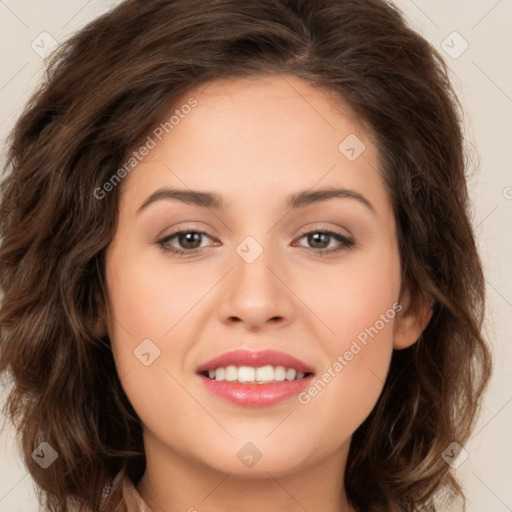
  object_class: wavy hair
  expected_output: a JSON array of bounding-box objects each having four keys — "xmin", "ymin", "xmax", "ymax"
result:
[{"xmin": 0, "ymin": 0, "xmax": 492, "ymax": 510}]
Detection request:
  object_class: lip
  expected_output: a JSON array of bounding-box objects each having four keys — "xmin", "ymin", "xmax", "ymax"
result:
[
  {"xmin": 196, "ymin": 349, "xmax": 316, "ymax": 408},
  {"xmin": 196, "ymin": 349, "xmax": 315, "ymax": 374},
  {"xmin": 199, "ymin": 375, "xmax": 315, "ymax": 407}
]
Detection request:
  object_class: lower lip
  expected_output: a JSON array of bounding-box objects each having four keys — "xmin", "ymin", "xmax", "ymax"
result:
[{"xmin": 198, "ymin": 374, "xmax": 314, "ymax": 407}]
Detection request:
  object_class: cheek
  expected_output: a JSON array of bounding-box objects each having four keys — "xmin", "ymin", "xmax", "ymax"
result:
[
  {"xmin": 302, "ymin": 239, "xmax": 400, "ymax": 354},
  {"xmin": 294, "ymin": 245, "xmax": 400, "ymax": 435},
  {"xmin": 104, "ymin": 250, "xmax": 198, "ymax": 442},
  {"xmin": 105, "ymin": 248, "xmax": 203, "ymax": 363}
]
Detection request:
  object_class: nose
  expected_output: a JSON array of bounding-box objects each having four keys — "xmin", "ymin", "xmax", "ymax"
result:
[{"xmin": 218, "ymin": 242, "xmax": 295, "ymax": 332}]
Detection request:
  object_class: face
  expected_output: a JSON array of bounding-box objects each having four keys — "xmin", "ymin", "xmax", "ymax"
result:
[{"xmin": 104, "ymin": 74, "xmax": 419, "ymax": 479}]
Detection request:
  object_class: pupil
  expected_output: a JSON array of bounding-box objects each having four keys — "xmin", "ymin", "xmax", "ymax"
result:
[
  {"xmin": 180, "ymin": 232, "xmax": 200, "ymax": 249},
  {"xmin": 309, "ymin": 232, "xmax": 328, "ymax": 248}
]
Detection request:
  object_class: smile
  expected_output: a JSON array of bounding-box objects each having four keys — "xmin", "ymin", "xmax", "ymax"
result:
[
  {"xmin": 196, "ymin": 349, "xmax": 316, "ymax": 407},
  {"xmin": 201, "ymin": 365, "xmax": 311, "ymax": 383}
]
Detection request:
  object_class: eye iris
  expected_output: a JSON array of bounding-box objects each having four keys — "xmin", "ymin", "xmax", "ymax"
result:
[
  {"xmin": 308, "ymin": 232, "xmax": 329, "ymax": 249},
  {"xmin": 179, "ymin": 232, "xmax": 201, "ymax": 249}
]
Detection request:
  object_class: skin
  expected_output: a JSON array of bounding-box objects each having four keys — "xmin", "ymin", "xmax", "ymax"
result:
[{"xmin": 102, "ymin": 74, "xmax": 430, "ymax": 512}]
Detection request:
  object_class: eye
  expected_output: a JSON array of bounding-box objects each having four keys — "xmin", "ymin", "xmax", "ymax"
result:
[
  {"xmin": 157, "ymin": 230, "xmax": 215, "ymax": 257},
  {"xmin": 293, "ymin": 229, "xmax": 355, "ymax": 256}
]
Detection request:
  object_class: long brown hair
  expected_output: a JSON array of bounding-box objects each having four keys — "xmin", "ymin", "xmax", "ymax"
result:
[{"xmin": 0, "ymin": 0, "xmax": 492, "ymax": 510}]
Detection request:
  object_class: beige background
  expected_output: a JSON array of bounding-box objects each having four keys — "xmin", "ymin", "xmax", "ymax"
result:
[{"xmin": 0, "ymin": 1, "xmax": 511, "ymax": 510}]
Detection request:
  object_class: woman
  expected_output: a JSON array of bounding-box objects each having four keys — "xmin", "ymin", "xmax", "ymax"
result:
[{"xmin": 0, "ymin": 0, "xmax": 492, "ymax": 511}]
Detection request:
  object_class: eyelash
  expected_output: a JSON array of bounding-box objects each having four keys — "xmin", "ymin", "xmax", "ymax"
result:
[{"xmin": 156, "ymin": 228, "xmax": 355, "ymax": 258}]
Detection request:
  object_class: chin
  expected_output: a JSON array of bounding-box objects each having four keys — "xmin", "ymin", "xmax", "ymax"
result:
[{"xmin": 193, "ymin": 436, "xmax": 321, "ymax": 479}]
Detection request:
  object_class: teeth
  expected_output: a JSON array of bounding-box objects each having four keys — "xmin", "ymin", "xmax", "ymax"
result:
[
  {"xmin": 256, "ymin": 365, "xmax": 274, "ymax": 382},
  {"xmin": 204, "ymin": 365, "xmax": 309, "ymax": 383},
  {"xmin": 225, "ymin": 365, "xmax": 238, "ymax": 381},
  {"xmin": 286, "ymin": 368, "xmax": 297, "ymax": 380},
  {"xmin": 238, "ymin": 366, "xmax": 255, "ymax": 383},
  {"xmin": 274, "ymin": 366, "xmax": 286, "ymax": 381}
]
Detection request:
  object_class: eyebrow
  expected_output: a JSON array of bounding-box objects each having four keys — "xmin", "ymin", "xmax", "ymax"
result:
[{"xmin": 136, "ymin": 186, "xmax": 376, "ymax": 215}]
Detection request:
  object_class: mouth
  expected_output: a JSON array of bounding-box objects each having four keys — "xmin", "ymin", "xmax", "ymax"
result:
[
  {"xmin": 199, "ymin": 365, "xmax": 314, "ymax": 383},
  {"xmin": 196, "ymin": 349, "xmax": 315, "ymax": 407}
]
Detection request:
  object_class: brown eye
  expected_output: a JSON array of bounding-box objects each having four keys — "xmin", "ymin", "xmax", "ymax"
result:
[
  {"xmin": 306, "ymin": 232, "xmax": 331, "ymax": 249},
  {"xmin": 175, "ymin": 231, "xmax": 203, "ymax": 249},
  {"xmin": 157, "ymin": 230, "xmax": 214, "ymax": 256},
  {"xmin": 295, "ymin": 230, "xmax": 355, "ymax": 256}
]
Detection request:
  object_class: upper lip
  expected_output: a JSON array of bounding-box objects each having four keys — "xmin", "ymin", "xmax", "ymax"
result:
[{"xmin": 196, "ymin": 349, "xmax": 315, "ymax": 374}]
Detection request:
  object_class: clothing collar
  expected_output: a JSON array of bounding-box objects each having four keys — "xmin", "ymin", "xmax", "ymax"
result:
[{"xmin": 101, "ymin": 465, "xmax": 154, "ymax": 512}]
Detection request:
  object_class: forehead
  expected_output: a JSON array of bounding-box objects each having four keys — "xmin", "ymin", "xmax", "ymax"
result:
[{"xmin": 118, "ymin": 74, "xmax": 388, "ymax": 218}]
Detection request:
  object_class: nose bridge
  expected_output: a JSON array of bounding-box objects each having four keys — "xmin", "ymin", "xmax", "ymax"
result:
[
  {"xmin": 218, "ymin": 233, "xmax": 294, "ymax": 328},
  {"xmin": 233, "ymin": 233, "xmax": 281, "ymax": 301}
]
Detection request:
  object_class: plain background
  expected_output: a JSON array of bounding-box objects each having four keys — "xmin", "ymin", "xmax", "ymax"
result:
[{"xmin": 0, "ymin": 1, "xmax": 511, "ymax": 510}]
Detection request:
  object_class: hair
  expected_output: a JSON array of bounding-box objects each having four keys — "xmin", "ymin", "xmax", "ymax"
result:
[{"xmin": 0, "ymin": 0, "xmax": 492, "ymax": 511}]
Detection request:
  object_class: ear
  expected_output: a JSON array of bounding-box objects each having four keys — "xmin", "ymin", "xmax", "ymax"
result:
[{"xmin": 393, "ymin": 285, "xmax": 434, "ymax": 350}]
